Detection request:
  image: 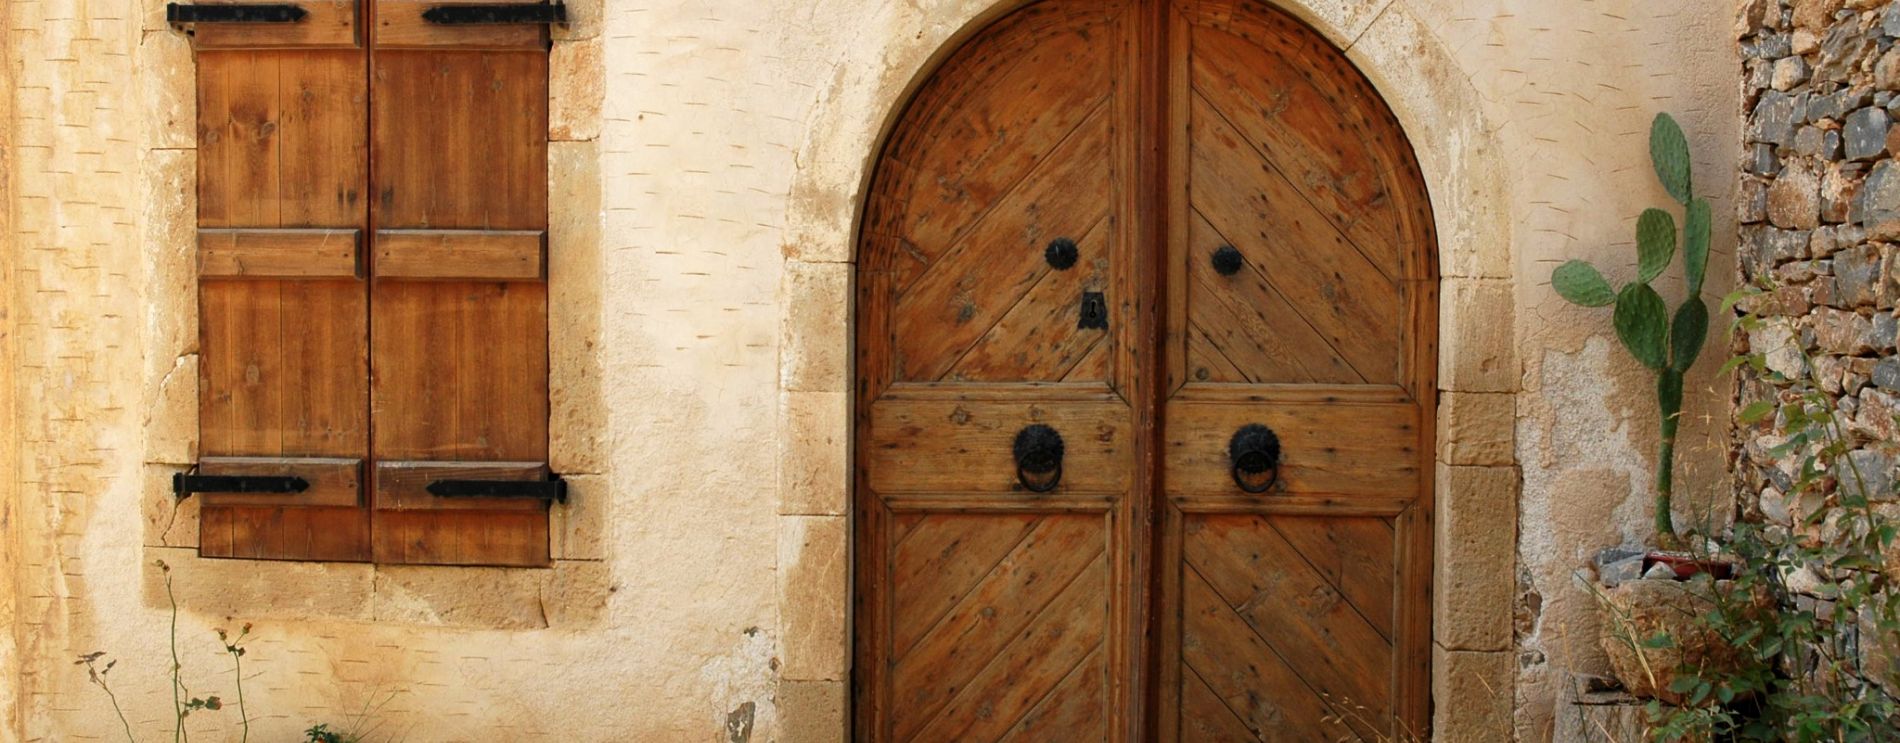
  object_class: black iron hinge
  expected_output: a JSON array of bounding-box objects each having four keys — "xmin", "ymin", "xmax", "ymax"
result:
[
  {"xmin": 166, "ymin": 3, "xmax": 307, "ymax": 24},
  {"xmin": 422, "ymin": 3, "xmax": 565, "ymax": 25},
  {"xmin": 427, "ymin": 474, "xmax": 567, "ymax": 503},
  {"xmin": 173, "ymin": 471, "xmax": 310, "ymax": 498}
]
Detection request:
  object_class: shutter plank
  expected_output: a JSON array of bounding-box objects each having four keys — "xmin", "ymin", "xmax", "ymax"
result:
[{"xmin": 373, "ymin": 229, "xmax": 544, "ymax": 280}]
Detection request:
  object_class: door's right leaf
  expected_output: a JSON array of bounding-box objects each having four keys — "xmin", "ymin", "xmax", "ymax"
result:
[
  {"xmin": 1637, "ymin": 208, "xmax": 1676, "ymax": 284},
  {"xmin": 1552, "ymin": 260, "xmax": 1616, "ymax": 307},
  {"xmin": 1615, "ymin": 282, "xmax": 1669, "ymax": 370}
]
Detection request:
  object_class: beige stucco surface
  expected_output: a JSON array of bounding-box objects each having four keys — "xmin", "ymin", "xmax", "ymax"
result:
[{"xmin": 1, "ymin": 0, "xmax": 1738, "ymax": 740}]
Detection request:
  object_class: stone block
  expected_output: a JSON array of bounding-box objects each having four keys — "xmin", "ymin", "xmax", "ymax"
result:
[
  {"xmin": 779, "ymin": 515, "xmax": 847, "ymax": 681},
  {"xmin": 371, "ymin": 561, "xmax": 611, "ymax": 629},
  {"xmin": 1833, "ymin": 245, "xmax": 1886, "ymax": 307},
  {"xmin": 780, "ymin": 261, "xmax": 850, "ymax": 393},
  {"xmin": 1750, "ymin": 90, "xmax": 1799, "ymax": 146},
  {"xmin": 1742, "ymin": 176, "xmax": 1769, "ymax": 224},
  {"xmin": 1435, "ymin": 464, "xmax": 1519, "ymax": 651},
  {"xmin": 1431, "ymin": 647, "xmax": 1513, "ymax": 742},
  {"xmin": 776, "ymin": 679, "xmax": 846, "ymax": 743},
  {"xmin": 147, "ymin": 547, "xmax": 375, "ymax": 621},
  {"xmin": 1860, "ymin": 161, "xmax": 1900, "ymax": 239},
  {"xmin": 1441, "ymin": 278, "xmax": 1516, "ymax": 393},
  {"xmin": 1874, "ymin": 356, "xmax": 1900, "ymax": 389},
  {"xmin": 550, "ymin": 36, "xmax": 602, "ymax": 142},
  {"xmin": 1773, "ymin": 55, "xmax": 1811, "ymax": 91},
  {"xmin": 1849, "ymin": 107, "xmax": 1893, "ymax": 160},
  {"xmin": 779, "ymin": 389, "xmax": 848, "ymax": 516},
  {"xmin": 1793, "ymin": 0, "xmax": 1844, "ymax": 32},
  {"xmin": 1437, "ymin": 392, "xmax": 1514, "ymax": 467},
  {"xmin": 1823, "ymin": 162, "xmax": 1861, "ymax": 223},
  {"xmin": 548, "ymin": 140, "xmax": 606, "ymax": 474},
  {"xmin": 552, "ymin": 473, "xmax": 608, "ymax": 561},
  {"xmin": 137, "ymin": 29, "xmax": 194, "ymax": 149},
  {"xmin": 1816, "ymin": 307, "xmax": 1879, "ymax": 353},
  {"xmin": 1769, "ymin": 160, "xmax": 1822, "ymax": 229},
  {"xmin": 1820, "ymin": 20, "xmax": 1877, "ymax": 82}
]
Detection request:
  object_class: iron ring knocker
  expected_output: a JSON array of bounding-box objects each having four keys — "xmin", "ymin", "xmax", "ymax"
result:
[
  {"xmin": 1228, "ymin": 423, "xmax": 1282, "ymax": 494},
  {"xmin": 1013, "ymin": 424, "xmax": 1065, "ymax": 493}
]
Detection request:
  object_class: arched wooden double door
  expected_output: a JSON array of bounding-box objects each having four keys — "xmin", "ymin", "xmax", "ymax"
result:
[{"xmin": 853, "ymin": 1, "xmax": 1437, "ymax": 739}]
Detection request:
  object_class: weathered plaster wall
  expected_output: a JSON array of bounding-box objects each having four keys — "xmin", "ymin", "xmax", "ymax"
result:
[{"xmin": 1, "ymin": 0, "xmax": 1736, "ymax": 741}]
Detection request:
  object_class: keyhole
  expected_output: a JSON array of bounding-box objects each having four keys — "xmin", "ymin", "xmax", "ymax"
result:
[{"xmin": 1078, "ymin": 291, "xmax": 1107, "ymax": 330}]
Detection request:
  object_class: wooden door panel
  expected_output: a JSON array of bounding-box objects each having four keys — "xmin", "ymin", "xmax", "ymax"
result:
[
  {"xmin": 1163, "ymin": 397, "xmax": 1420, "ymax": 498},
  {"xmin": 1178, "ymin": 516, "xmax": 1390, "ymax": 737},
  {"xmin": 1186, "ymin": 90, "xmax": 1401, "ymax": 385},
  {"xmin": 888, "ymin": 512, "xmax": 1109, "ymax": 742},
  {"xmin": 858, "ymin": 0, "xmax": 1139, "ymax": 739},
  {"xmin": 890, "ymin": 111, "xmax": 1115, "ymax": 383},
  {"xmin": 1182, "ymin": 0, "xmax": 1435, "ymax": 284},
  {"xmin": 867, "ymin": 393, "xmax": 1133, "ymax": 494},
  {"xmin": 865, "ymin": 1, "xmax": 1121, "ymax": 286}
]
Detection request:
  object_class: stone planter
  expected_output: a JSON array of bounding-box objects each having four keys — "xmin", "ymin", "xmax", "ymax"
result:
[{"xmin": 1596, "ymin": 578, "xmax": 1748, "ymax": 705}]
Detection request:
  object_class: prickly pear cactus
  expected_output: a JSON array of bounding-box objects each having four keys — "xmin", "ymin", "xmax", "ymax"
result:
[{"xmin": 1550, "ymin": 113, "xmax": 1712, "ymax": 541}]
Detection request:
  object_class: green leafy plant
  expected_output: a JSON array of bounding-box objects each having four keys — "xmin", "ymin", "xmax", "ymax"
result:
[
  {"xmin": 1638, "ymin": 285, "xmax": 1900, "ymax": 739},
  {"xmin": 1551, "ymin": 112, "xmax": 1712, "ymax": 542}
]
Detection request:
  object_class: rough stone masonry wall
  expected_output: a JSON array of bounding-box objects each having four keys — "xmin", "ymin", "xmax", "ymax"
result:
[{"xmin": 1737, "ymin": 0, "xmax": 1900, "ymax": 523}]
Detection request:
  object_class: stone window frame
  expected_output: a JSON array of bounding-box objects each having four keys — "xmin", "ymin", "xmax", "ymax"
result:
[
  {"xmin": 138, "ymin": 0, "xmax": 612, "ymax": 626},
  {"xmin": 773, "ymin": 0, "xmax": 1522, "ymax": 737}
]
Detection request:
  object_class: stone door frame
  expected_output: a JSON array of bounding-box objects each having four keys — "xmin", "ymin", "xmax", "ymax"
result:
[{"xmin": 774, "ymin": 0, "xmax": 1522, "ymax": 737}]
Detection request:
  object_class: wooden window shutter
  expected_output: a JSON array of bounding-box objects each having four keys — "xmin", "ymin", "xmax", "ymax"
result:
[
  {"xmin": 366, "ymin": 0, "xmax": 552, "ymax": 567},
  {"xmin": 190, "ymin": 0, "xmax": 373, "ymax": 561}
]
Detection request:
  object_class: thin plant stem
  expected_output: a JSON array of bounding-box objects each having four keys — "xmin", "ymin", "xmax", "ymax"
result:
[
  {"xmin": 101, "ymin": 680, "xmax": 137, "ymax": 743},
  {"xmin": 164, "ymin": 565, "xmax": 189, "ymax": 743}
]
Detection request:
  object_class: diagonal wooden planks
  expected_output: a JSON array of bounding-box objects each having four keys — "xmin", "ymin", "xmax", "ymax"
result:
[
  {"xmin": 891, "ymin": 515, "xmax": 1107, "ymax": 741},
  {"xmin": 1184, "ymin": 515, "xmax": 1393, "ymax": 725},
  {"xmin": 892, "ymin": 513, "xmax": 1043, "ymax": 657},
  {"xmin": 869, "ymin": 0, "xmax": 1121, "ymax": 284},
  {"xmin": 892, "ymin": 109, "xmax": 1114, "ymax": 382},
  {"xmin": 906, "ymin": 548, "xmax": 1108, "ymax": 743},
  {"xmin": 1188, "ymin": 91, "xmax": 1401, "ymax": 384},
  {"xmin": 1185, "ymin": 209, "xmax": 1362, "ymax": 384},
  {"xmin": 947, "ymin": 216, "xmax": 1114, "ymax": 382}
]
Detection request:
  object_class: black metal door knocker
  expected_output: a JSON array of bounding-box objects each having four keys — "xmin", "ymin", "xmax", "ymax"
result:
[
  {"xmin": 1013, "ymin": 424, "xmax": 1065, "ymax": 492},
  {"xmin": 1228, "ymin": 423, "xmax": 1281, "ymax": 493}
]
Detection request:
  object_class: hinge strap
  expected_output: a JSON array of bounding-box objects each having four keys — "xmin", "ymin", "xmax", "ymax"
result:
[
  {"xmin": 173, "ymin": 471, "xmax": 311, "ymax": 498},
  {"xmin": 421, "ymin": 3, "xmax": 565, "ymax": 25},
  {"xmin": 166, "ymin": 3, "xmax": 307, "ymax": 24}
]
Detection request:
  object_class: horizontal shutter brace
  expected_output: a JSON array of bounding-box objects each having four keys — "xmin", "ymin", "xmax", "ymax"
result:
[{"xmin": 166, "ymin": 3, "xmax": 307, "ymax": 24}]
